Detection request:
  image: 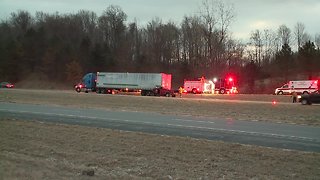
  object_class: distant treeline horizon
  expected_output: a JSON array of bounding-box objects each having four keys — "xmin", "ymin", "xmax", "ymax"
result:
[{"xmin": 0, "ymin": 3, "xmax": 319, "ymax": 93}]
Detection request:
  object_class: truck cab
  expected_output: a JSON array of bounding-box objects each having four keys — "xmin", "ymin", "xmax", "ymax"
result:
[{"xmin": 75, "ymin": 73, "xmax": 97, "ymax": 93}]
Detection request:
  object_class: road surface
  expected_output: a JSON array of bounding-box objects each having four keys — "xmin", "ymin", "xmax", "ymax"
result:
[{"xmin": 0, "ymin": 102, "xmax": 319, "ymax": 152}]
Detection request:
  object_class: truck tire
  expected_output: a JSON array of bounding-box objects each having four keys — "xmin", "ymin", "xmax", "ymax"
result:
[
  {"xmin": 192, "ymin": 88, "xmax": 197, "ymax": 94},
  {"xmin": 76, "ymin": 87, "xmax": 81, "ymax": 93},
  {"xmin": 165, "ymin": 92, "xmax": 171, "ymax": 97},
  {"xmin": 219, "ymin": 89, "xmax": 226, "ymax": 94},
  {"xmin": 302, "ymin": 91, "xmax": 309, "ymax": 95}
]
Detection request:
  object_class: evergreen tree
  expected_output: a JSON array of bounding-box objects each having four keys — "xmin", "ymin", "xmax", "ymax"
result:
[{"xmin": 298, "ymin": 41, "xmax": 317, "ymax": 79}]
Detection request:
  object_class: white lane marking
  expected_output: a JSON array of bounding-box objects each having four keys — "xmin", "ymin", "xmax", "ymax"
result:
[
  {"xmin": 0, "ymin": 108, "xmax": 318, "ymax": 142},
  {"xmin": 172, "ymin": 118, "xmax": 215, "ymax": 124}
]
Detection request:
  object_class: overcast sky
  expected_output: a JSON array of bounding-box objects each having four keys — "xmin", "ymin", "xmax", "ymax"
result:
[{"xmin": 1, "ymin": 0, "xmax": 319, "ymax": 40}]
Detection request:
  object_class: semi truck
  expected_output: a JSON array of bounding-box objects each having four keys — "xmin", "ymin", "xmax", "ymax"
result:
[
  {"xmin": 274, "ymin": 80, "xmax": 318, "ymax": 95},
  {"xmin": 74, "ymin": 72, "xmax": 176, "ymax": 97}
]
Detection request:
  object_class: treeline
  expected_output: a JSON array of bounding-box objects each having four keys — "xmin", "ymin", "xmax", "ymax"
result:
[{"xmin": 0, "ymin": 2, "xmax": 319, "ymax": 92}]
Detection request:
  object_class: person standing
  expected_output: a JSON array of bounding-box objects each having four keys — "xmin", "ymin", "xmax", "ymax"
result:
[
  {"xmin": 179, "ymin": 87, "xmax": 183, "ymax": 98},
  {"xmin": 292, "ymin": 91, "xmax": 297, "ymax": 103}
]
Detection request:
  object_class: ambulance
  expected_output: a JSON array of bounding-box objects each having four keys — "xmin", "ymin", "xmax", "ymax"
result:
[{"xmin": 274, "ymin": 80, "xmax": 318, "ymax": 95}]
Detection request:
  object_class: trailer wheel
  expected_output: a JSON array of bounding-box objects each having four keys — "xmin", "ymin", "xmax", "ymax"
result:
[
  {"xmin": 165, "ymin": 92, "xmax": 171, "ymax": 97},
  {"xmin": 192, "ymin": 88, "xmax": 197, "ymax": 94},
  {"xmin": 219, "ymin": 89, "xmax": 226, "ymax": 94},
  {"xmin": 76, "ymin": 87, "xmax": 81, "ymax": 93}
]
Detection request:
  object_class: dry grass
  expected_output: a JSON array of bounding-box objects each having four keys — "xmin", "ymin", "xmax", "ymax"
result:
[
  {"xmin": 1, "ymin": 119, "xmax": 320, "ymax": 179},
  {"xmin": 1, "ymin": 89, "xmax": 320, "ymax": 179},
  {"xmin": 0, "ymin": 89, "xmax": 319, "ymax": 126}
]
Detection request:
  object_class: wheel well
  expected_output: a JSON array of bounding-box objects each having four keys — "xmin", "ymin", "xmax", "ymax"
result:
[{"xmin": 277, "ymin": 91, "xmax": 283, "ymax": 95}]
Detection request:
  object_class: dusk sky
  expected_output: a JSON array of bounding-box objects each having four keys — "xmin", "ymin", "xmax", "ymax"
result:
[{"xmin": 1, "ymin": 0, "xmax": 319, "ymax": 40}]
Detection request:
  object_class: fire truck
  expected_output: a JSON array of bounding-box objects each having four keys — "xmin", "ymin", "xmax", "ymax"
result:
[
  {"xmin": 183, "ymin": 76, "xmax": 238, "ymax": 94},
  {"xmin": 183, "ymin": 77, "xmax": 214, "ymax": 94},
  {"xmin": 213, "ymin": 76, "xmax": 238, "ymax": 94}
]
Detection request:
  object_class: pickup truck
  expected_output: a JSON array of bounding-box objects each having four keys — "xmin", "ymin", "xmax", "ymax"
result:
[{"xmin": 298, "ymin": 90, "xmax": 320, "ymax": 105}]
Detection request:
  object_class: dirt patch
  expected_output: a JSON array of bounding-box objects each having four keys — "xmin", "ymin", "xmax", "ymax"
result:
[{"xmin": 1, "ymin": 119, "xmax": 319, "ymax": 179}]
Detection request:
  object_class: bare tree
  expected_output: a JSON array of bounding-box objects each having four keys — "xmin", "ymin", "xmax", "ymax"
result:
[
  {"xmin": 315, "ymin": 33, "xmax": 320, "ymax": 49},
  {"xmin": 250, "ymin": 29, "xmax": 263, "ymax": 66},
  {"xmin": 200, "ymin": 0, "xmax": 235, "ymax": 73},
  {"xmin": 294, "ymin": 22, "xmax": 305, "ymax": 49},
  {"xmin": 76, "ymin": 10, "xmax": 99, "ymax": 43},
  {"xmin": 98, "ymin": 5, "xmax": 127, "ymax": 50},
  {"xmin": 217, "ymin": 1, "xmax": 235, "ymax": 43},
  {"xmin": 10, "ymin": 10, "xmax": 33, "ymax": 34},
  {"xmin": 262, "ymin": 29, "xmax": 277, "ymax": 65},
  {"xmin": 181, "ymin": 16, "xmax": 206, "ymax": 69},
  {"xmin": 277, "ymin": 24, "xmax": 291, "ymax": 46}
]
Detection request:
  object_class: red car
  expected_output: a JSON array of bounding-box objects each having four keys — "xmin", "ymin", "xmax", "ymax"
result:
[{"xmin": 0, "ymin": 82, "xmax": 14, "ymax": 88}]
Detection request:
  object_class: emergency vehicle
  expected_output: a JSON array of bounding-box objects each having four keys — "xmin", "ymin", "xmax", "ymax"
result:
[
  {"xmin": 183, "ymin": 76, "xmax": 238, "ymax": 94},
  {"xmin": 183, "ymin": 77, "xmax": 214, "ymax": 94},
  {"xmin": 274, "ymin": 80, "xmax": 318, "ymax": 95},
  {"xmin": 213, "ymin": 77, "xmax": 238, "ymax": 94}
]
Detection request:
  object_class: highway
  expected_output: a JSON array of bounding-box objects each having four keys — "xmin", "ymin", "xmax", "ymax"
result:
[{"xmin": 0, "ymin": 102, "xmax": 319, "ymax": 152}]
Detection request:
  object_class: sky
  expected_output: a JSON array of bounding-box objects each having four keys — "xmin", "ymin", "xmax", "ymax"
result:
[{"xmin": 0, "ymin": 0, "xmax": 319, "ymax": 40}]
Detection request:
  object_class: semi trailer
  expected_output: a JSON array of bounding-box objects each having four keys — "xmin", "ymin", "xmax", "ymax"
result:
[{"xmin": 75, "ymin": 72, "xmax": 176, "ymax": 97}]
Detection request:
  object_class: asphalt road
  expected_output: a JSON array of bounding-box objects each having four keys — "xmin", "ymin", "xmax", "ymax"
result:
[{"xmin": 0, "ymin": 102, "xmax": 319, "ymax": 152}]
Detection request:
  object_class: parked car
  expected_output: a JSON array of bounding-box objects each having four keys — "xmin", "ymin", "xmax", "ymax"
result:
[
  {"xmin": 298, "ymin": 90, "xmax": 320, "ymax": 105},
  {"xmin": 0, "ymin": 82, "xmax": 14, "ymax": 88}
]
